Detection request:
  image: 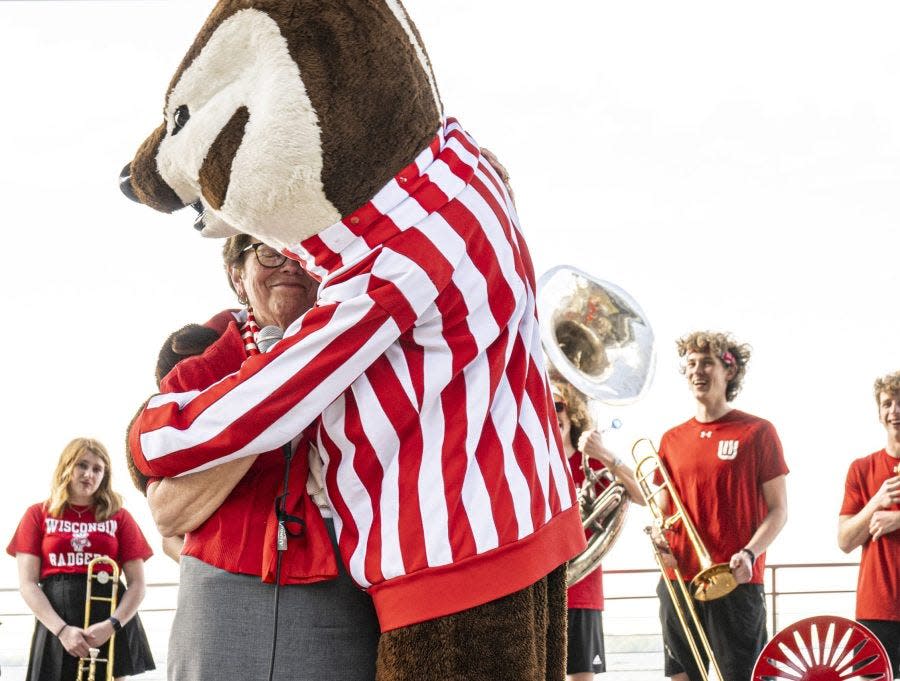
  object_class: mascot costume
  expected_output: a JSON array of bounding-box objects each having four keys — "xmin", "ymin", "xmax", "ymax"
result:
[{"xmin": 119, "ymin": 2, "xmax": 585, "ymax": 679}]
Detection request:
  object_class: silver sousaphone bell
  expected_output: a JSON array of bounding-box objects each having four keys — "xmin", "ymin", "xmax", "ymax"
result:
[{"xmin": 537, "ymin": 265, "xmax": 655, "ymax": 585}]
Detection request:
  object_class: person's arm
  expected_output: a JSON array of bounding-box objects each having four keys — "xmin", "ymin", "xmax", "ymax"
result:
[
  {"xmin": 146, "ymin": 456, "xmax": 257, "ymax": 536},
  {"xmin": 578, "ymin": 429, "xmax": 646, "ymax": 506},
  {"xmin": 729, "ymin": 474, "xmax": 788, "ymax": 583},
  {"xmin": 16, "ymin": 553, "xmax": 91, "ymax": 658},
  {"xmin": 129, "ymin": 270, "xmax": 426, "ymax": 479},
  {"xmin": 838, "ymin": 474, "xmax": 900, "ymax": 551},
  {"xmin": 84, "ymin": 559, "xmax": 146, "ymax": 648},
  {"xmin": 161, "ymin": 535, "xmax": 185, "ymax": 563}
]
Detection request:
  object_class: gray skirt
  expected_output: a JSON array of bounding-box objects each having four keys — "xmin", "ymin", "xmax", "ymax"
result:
[{"xmin": 168, "ymin": 521, "xmax": 379, "ymax": 681}]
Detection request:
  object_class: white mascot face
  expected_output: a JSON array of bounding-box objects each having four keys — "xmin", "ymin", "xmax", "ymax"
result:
[{"xmin": 120, "ymin": 0, "xmax": 441, "ymax": 255}]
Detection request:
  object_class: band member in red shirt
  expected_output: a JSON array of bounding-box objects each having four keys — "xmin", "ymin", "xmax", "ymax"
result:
[
  {"xmin": 653, "ymin": 331, "xmax": 789, "ymax": 681},
  {"xmin": 7, "ymin": 437, "xmax": 155, "ymax": 681},
  {"xmin": 551, "ymin": 381, "xmax": 644, "ymax": 680},
  {"xmin": 839, "ymin": 370, "xmax": 900, "ymax": 678}
]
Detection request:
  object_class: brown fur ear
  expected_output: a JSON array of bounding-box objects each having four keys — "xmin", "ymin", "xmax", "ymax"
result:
[
  {"xmin": 125, "ymin": 401, "xmax": 152, "ymax": 495},
  {"xmin": 200, "ymin": 106, "xmax": 250, "ymax": 210},
  {"xmin": 129, "ymin": 123, "xmax": 184, "ymax": 212}
]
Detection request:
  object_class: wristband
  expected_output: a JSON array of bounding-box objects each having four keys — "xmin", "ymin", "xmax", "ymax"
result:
[
  {"xmin": 55, "ymin": 623, "xmax": 68, "ymax": 638},
  {"xmin": 741, "ymin": 547, "xmax": 756, "ymax": 565},
  {"xmin": 108, "ymin": 616, "xmax": 122, "ymax": 632}
]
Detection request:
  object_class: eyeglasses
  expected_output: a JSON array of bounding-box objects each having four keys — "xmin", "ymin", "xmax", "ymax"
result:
[
  {"xmin": 241, "ymin": 242, "xmax": 288, "ymax": 268},
  {"xmin": 554, "ymin": 401, "xmax": 566, "ymax": 413}
]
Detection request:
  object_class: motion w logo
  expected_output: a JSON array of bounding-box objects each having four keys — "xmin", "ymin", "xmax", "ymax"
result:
[{"xmin": 717, "ymin": 440, "xmax": 739, "ymax": 460}]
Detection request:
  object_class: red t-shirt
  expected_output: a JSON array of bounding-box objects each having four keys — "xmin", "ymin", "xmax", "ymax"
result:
[
  {"xmin": 655, "ymin": 409, "xmax": 788, "ymax": 583},
  {"xmin": 566, "ymin": 451, "xmax": 609, "ymax": 610},
  {"xmin": 6, "ymin": 503, "xmax": 153, "ymax": 579},
  {"xmin": 840, "ymin": 448, "xmax": 900, "ymax": 621}
]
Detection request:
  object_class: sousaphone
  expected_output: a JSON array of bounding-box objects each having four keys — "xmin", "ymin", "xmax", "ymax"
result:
[{"xmin": 537, "ymin": 265, "xmax": 655, "ymax": 585}]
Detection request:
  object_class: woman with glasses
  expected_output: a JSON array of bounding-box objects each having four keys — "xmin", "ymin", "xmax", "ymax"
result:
[
  {"xmin": 551, "ymin": 380, "xmax": 644, "ymax": 681},
  {"xmin": 143, "ymin": 234, "xmax": 379, "ymax": 681}
]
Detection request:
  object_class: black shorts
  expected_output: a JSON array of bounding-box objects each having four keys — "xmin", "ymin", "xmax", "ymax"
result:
[
  {"xmin": 657, "ymin": 579, "xmax": 766, "ymax": 681},
  {"xmin": 858, "ymin": 619, "xmax": 900, "ymax": 679},
  {"xmin": 567, "ymin": 608, "xmax": 606, "ymax": 674}
]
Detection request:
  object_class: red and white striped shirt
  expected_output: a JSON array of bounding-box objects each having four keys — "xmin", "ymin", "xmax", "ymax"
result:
[{"xmin": 129, "ymin": 118, "xmax": 585, "ymax": 630}]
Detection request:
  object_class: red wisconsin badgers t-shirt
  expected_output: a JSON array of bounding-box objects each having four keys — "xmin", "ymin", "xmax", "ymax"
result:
[
  {"xmin": 7, "ymin": 503, "xmax": 153, "ymax": 579},
  {"xmin": 840, "ymin": 449, "xmax": 900, "ymax": 621},
  {"xmin": 655, "ymin": 409, "xmax": 788, "ymax": 584}
]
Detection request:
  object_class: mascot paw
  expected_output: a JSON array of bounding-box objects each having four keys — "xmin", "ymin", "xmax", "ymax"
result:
[
  {"xmin": 156, "ymin": 323, "xmax": 221, "ymax": 385},
  {"xmin": 125, "ymin": 401, "xmax": 151, "ymax": 494}
]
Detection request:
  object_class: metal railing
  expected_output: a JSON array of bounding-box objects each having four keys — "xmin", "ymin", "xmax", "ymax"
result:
[
  {"xmin": 0, "ymin": 562, "xmax": 862, "ymax": 680},
  {"xmin": 603, "ymin": 560, "xmax": 860, "ymax": 633}
]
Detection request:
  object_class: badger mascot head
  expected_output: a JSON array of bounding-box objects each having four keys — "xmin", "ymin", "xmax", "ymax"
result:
[
  {"xmin": 121, "ymin": 0, "xmax": 441, "ymax": 251},
  {"xmin": 121, "ymin": 2, "xmax": 583, "ymax": 679}
]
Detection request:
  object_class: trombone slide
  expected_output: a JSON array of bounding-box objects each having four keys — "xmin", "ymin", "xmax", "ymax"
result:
[{"xmin": 76, "ymin": 556, "xmax": 120, "ymax": 681}]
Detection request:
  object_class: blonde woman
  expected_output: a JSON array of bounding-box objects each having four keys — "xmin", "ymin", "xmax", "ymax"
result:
[{"xmin": 7, "ymin": 438, "xmax": 155, "ymax": 681}]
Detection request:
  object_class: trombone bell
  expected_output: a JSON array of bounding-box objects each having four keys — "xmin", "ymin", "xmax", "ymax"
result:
[{"xmin": 692, "ymin": 564, "xmax": 737, "ymax": 602}]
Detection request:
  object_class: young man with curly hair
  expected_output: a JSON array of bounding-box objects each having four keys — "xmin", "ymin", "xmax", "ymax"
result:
[
  {"xmin": 653, "ymin": 331, "xmax": 789, "ymax": 681},
  {"xmin": 839, "ymin": 370, "xmax": 900, "ymax": 678}
]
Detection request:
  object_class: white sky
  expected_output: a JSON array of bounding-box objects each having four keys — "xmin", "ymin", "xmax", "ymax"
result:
[{"xmin": 0, "ymin": 1, "xmax": 898, "ymax": 589}]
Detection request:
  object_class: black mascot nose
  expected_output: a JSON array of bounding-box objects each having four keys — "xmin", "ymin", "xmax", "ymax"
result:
[{"xmin": 119, "ymin": 163, "xmax": 139, "ymax": 203}]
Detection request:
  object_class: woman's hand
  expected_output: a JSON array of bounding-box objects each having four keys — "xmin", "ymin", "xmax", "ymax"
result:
[
  {"xmin": 84, "ymin": 619, "xmax": 115, "ymax": 647},
  {"xmin": 162, "ymin": 535, "xmax": 185, "ymax": 563},
  {"xmin": 480, "ymin": 147, "xmax": 514, "ymax": 202},
  {"xmin": 58, "ymin": 624, "xmax": 92, "ymax": 658}
]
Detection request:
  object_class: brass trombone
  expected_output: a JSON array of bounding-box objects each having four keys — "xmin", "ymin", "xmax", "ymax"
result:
[
  {"xmin": 76, "ymin": 556, "xmax": 119, "ymax": 681},
  {"xmin": 631, "ymin": 438, "xmax": 736, "ymax": 681}
]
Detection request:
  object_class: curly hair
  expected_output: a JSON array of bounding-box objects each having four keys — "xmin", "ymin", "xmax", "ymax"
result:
[
  {"xmin": 874, "ymin": 371, "xmax": 900, "ymax": 405},
  {"xmin": 677, "ymin": 330, "xmax": 751, "ymax": 402},
  {"xmin": 47, "ymin": 438, "xmax": 123, "ymax": 521},
  {"xmin": 221, "ymin": 233, "xmax": 255, "ymax": 299},
  {"xmin": 552, "ymin": 380, "xmax": 594, "ymax": 451}
]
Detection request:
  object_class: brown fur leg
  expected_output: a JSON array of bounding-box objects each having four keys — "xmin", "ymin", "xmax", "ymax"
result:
[{"xmin": 375, "ymin": 564, "xmax": 568, "ymax": 681}]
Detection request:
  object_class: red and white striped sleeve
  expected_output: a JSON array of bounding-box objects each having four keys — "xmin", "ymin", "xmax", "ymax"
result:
[{"xmin": 129, "ymin": 241, "xmax": 451, "ymax": 478}]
